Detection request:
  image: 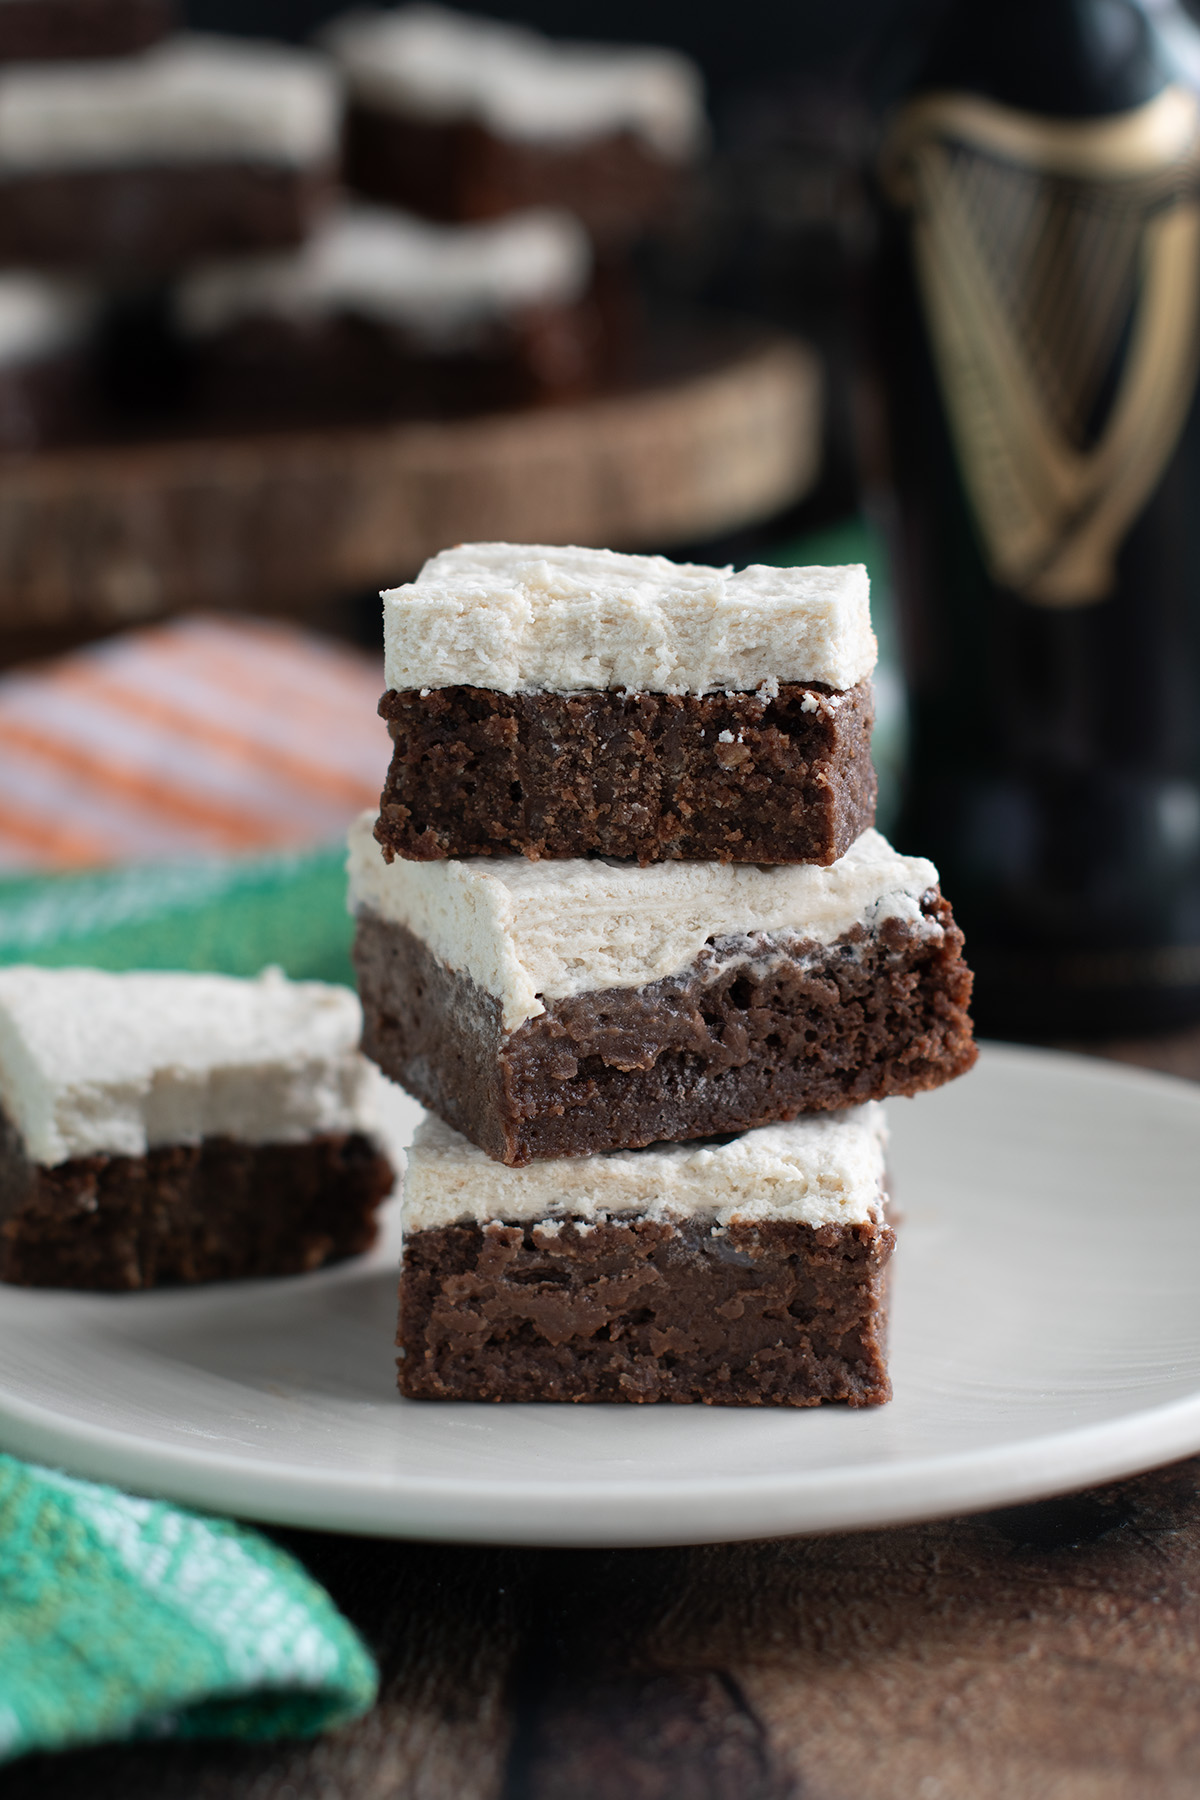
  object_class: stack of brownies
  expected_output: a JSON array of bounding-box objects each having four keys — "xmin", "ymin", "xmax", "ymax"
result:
[
  {"xmin": 0, "ymin": 1, "xmax": 708, "ymax": 443},
  {"xmin": 181, "ymin": 1, "xmax": 708, "ymax": 428},
  {"xmin": 0, "ymin": 0, "xmax": 342, "ymax": 445},
  {"xmin": 349, "ymin": 543, "xmax": 977, "ymax": 1407},
  {"xmin": 175, "ymin": 4, "xmax": 707, "ymax": 432}
]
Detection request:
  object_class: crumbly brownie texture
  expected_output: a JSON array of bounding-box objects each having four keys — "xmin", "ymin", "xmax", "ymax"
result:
[
  {"xmin": 376, "ymin": 679, "xmax": 876, "ymax": 864},
  {"xmin": 399, "ymin": 1214, "xmax": 893, "ymax": 1405},
  {"xmin": 0, "ymin": 163, "xmax": 332, "ymax": 272},
  {"xmin": 0, "ymin": 1109, "xmax": 393, "ymax": 1291},
  {"xmin": 354, "ymin": 897, "xmax": 976, "ymax": 1164},
  {"xmin": 344, "ymin": 105, "xmax": 686, "ymax": 242},
  {"xmin": 0, "ymin": 0, "xmax": 172, "ymax": 62}
]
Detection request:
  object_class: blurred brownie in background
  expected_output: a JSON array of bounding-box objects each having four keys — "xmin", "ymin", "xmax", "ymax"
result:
[
  {"xmin": 175, "ymin": 200, "xmax": 608, "ymax": 427},
  {"xmin": 0, "ymin": 35, "xmax": 338, "ymax": 271},
  {"xmin": 0, "ymin": 271, "xmax": 96, "ymax": 447},
  {"xmin": 0, "ymin": 0, "xmax": 172, "ymax": 62},
  {"xmin": 321, "ymin": 4, "xmax": 706, "ymax": 244}
]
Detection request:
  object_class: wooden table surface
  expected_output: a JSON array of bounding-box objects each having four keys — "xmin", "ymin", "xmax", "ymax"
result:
[{"xmin": 13, "ymin": 1025, "xmax": 1200, "ymax": 1800}]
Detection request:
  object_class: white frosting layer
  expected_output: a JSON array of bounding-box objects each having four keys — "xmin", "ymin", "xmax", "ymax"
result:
[
  {"xmin": 383, "ymin": 544, "xmax": 877, "ymax": 696},
  {"xmin": 176, "ymin": 202, "xmax": 590, "ymax": 344},
  {"xmin": 0, "ymin": 272, "xmax": 93, "ymax": 365},
  {"xmin": 0, "ymin": 965, "xmax": 379, "ymax": 1166},
  {"xmin": 322, "ymin": 4, "xmax": 704, "ymax": 159},
  {"xmin": 348, "ymin": 814, "xmax": 942, "ymax": 1031},
  {"xmin": 404, "ymin": 1105, "xmax": 888, "ymax": 1232},
  {"xmin": 0, "ymin": 36, "xmax": 339, "ymax": 174}
]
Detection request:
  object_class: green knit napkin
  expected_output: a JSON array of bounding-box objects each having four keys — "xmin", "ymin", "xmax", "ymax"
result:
[{"xmin": 0, "ymin": 1455, "xmax": 377, "ymax": 1763}]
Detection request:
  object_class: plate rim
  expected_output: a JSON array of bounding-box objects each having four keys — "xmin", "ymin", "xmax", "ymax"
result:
[
  {"xmin": 2, "ymin": 1381, "xmax": 1200, "ymax": 1546},
  {"xmin": 2, "ymin": 1040, "xmax": 1200, "ymax": 1546}
]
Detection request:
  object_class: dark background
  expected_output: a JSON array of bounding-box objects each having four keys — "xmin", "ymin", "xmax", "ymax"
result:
[{"xmin": 179, "ymin": 0, "xmax": 940, "ymax": 116}]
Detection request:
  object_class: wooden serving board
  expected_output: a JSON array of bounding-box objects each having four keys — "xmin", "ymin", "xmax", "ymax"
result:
[{"xmin": 0, "ymin": 327, "xmax": 819, "ymax": 638}]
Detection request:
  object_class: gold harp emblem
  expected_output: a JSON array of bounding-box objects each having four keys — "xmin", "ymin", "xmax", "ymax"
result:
[{"xmin": 883, "ymin": 86, "xmax": 1200, "ymax": 606}]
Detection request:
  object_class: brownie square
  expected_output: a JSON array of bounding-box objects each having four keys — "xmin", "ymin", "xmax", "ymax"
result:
[
  {"xmin": 323, "ymin": 8, "xmax": 705, "ymax": 244},
  {"xmin": 349, "ymin": 815, "xmax": 977, "ymax": 1166},
  {"xmin": 397, "ymin": 1109, "xmax": 894, "ymax": 1405},
  {"xmin": 343, "ymin": 105, "xmax": 689, "ymax": 244},
  {"xmin": 0, "ymin": 39, "xmax": 338, "ymax": 271},
  {"xmin": 175, "ymin": 203, "xmax": 607, "ymax": 429},
  {"xmin": 0, "ymin": 965, "xmax": 395, "ymax": 1290},
  {"xmin": 375, "ymin": 544, "xmax": 879, "ymax": 866}
]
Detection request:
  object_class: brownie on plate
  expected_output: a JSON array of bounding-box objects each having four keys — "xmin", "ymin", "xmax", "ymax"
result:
[
  {"xmin": 398, "ymin": 1105, "xmax": 894, "ymax": 1405},
  {"xmin": 0, "ymin": 965, "xmax": 395, "ymax": 1289}
]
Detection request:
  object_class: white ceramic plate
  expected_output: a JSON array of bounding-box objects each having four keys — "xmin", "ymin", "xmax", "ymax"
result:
[{"xmin": 0, "ymin": 1043, "xmax": 1198, "ymax": 1546}]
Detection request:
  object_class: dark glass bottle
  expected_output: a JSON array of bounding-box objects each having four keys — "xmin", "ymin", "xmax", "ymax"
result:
[{"xmin": 874, "ymin": 0, "xmax": 1200, "ymax": 1036}]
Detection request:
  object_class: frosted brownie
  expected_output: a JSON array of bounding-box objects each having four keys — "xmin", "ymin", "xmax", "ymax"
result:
[
  {"xmin": 0, "ymin": 0, "xmax": 172, "ymax": 62},
  {"xmin": 376, "ymin": 544, "xmax": 878, "ymax": 866},
  {"xmin": 0, "ymin": 36, "xmax": 338, "ymax": 271},
  {"xmin": 349, "ymin": 812, "xmax": 976, "ymax": 1165},
  {"xmin": 0, "ymin": 272, "xmax": 96, "ymax": 448},
  {"xmin": 175, "ymin": 202, "xmax": 600, "ymax": 426},
  {"xmin": 0, "ymin": 966, "xmax": 394, "ymax": 1289},
  {"xmin": 321, "ymin": 4, "xmax": 705, "ymax": 243},
  {"xmin": 399, "ymin": 1106, "xmax": 893, "ymax": 1405}
]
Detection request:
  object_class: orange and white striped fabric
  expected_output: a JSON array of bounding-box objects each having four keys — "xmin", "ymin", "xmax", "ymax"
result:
[{"xmin": 0, "ymin": 614, "xmax": 392, "ymax": 871}]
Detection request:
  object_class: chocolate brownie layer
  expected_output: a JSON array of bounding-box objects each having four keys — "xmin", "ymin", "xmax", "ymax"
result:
[
  {"xmin": 0, "ymin": 0, "xmax": 171, "ymax": 62},
  {"xmin": 399, "ymin": 1215, "xmax": 893, "ymax": 1405},
  {"xmin": 344, "ymin": 105, "xmax": 684, "ymax": 242},
  {"xmin": 354, "ymin": 896, "xmax": 976, "ymax": 1164},
  {"xmin": 0, "ymin": 163, "xmax": 332, "ymax": 273},
  {"xmin": 184, "ymin": 300, "xmax": 606, "ymax": 432},
  {"xmin": 0, "ymin": 1112, "xmax": 394, "ymax": 1291},
  {"xmin": 0, "ymin": 354, "xmax": 89, "ymax": 450},
  {"xmin": 376, "ymin": 679, "xmax": 876, "ymax": 864}
]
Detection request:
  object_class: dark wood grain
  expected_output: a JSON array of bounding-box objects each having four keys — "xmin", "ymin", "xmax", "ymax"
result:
[
  {"xmin": 4, "ymin": 1539, "xmax": 522, "ymax": 1800},
  {"xmin": 10, "ymin": 1458, "xmax": 1200, "ymax": 1800},
  {"xmin": 12, "ymin": 1031, "xmax": 1200, "ymax": 1798}
]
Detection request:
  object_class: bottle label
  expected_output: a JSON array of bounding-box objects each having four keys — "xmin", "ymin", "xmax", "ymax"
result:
[{"xmin": 883, "ymin": 86, "xmax": 1200, "ymax": 606}]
